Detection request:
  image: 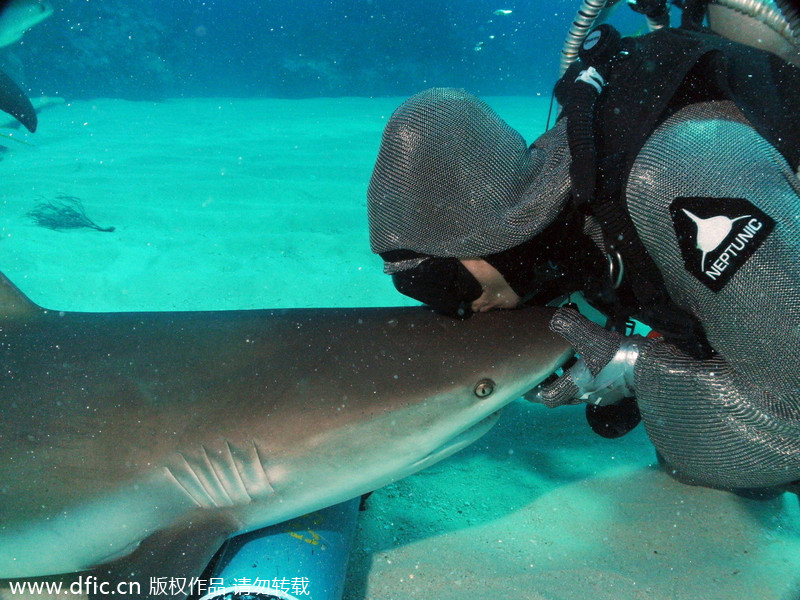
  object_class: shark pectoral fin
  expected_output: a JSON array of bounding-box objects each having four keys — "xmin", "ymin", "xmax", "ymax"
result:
[
  {"xmin": 89, "ymin": 513, "xmax": 241, "ymax": 600},
  {"xmin": 0, "ymin": 68, "xmax": 36, "ymax": 132}
]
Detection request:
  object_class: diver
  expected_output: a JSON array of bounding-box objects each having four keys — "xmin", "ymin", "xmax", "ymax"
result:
[{"xmin": 366, "ymin": 0, "xmax": 800, "ymax": 497}]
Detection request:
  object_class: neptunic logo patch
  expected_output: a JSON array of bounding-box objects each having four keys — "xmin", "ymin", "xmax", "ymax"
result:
[{"xmin": 670, "ymin": 197, "xmax": 775, "ymax": 292}]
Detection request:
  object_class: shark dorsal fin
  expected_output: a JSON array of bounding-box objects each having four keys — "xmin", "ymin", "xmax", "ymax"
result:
[{"xmin": 0, "ymin": 271, "xmax": 43, "ymax": 318}]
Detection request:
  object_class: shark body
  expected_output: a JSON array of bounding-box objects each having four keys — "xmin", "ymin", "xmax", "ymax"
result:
[
  {"xmin": 0, "ymin": 0, "xmax": 53, "ymax": 132},
  {"xmin": 0, "ymin": 273, "xmax": 571, "ymax": 595}
]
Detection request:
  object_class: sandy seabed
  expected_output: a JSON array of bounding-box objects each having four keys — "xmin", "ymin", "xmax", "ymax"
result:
[{"xmin": 0, "ymin": 96, "xmax": 798, "ymax": 600}]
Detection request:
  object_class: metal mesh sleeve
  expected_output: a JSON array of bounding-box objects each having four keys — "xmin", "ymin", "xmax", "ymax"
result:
[{"xmin": 627, "ymin": 101, "xmax": 800, "ymax": 489}]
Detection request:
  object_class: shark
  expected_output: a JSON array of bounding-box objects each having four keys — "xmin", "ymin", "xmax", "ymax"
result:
[
  {"xmin": 0, "ymin": 271, "xmax": 571, "ymax": 598},
  {"xmin": 0, "ymin": 0, "xmax": 53, "ymax": 133},
  {"xmin": 0, "ymin": 0, "xmax": 52, "ymax": 48}
]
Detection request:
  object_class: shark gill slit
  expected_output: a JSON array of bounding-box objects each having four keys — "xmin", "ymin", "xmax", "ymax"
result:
[
  {"xmin": 200, "ymin": 443, "xmax": 236, "ymax": 506},
  {"xmin": 169, "ymin": 451, "xmax": 227, "ymax": 508},
  {"xmin": 163, "ymin": 462, "xmax": 206, "ymax": 508},
  {"xmin": 224, "ymin": 440, "xmax": 254, "ymax": 503},
  {"xmin": 169, "ymin": 441, "xmax": 277, "ymax": 508},
  {"xmin": 204, "ymin": 440, "xmax": 265, "ymax": 505},
  {"xmin": 251, "ymin": 440, "xmax": 276, "ymax": 495}
]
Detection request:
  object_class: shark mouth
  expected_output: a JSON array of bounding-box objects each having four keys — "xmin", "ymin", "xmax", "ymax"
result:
[{"xmin": 410, "ymin": 410, "xmax": 503, "ymax": 472}]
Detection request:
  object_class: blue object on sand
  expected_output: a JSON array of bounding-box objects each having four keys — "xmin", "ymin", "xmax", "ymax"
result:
[{"xmin": 198, "ymin": 497, "xmax": 361, "ymax": 600}]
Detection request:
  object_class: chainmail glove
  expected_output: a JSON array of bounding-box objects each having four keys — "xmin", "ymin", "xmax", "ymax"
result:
[{"xmin": 533, "ymin": 307, "xmax": 647, "ymax": 408}]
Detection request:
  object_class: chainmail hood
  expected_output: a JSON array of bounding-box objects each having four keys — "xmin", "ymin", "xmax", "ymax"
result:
[{"xmin": 367, "ymin": 88, "xmax": 572, "ymax": 273}]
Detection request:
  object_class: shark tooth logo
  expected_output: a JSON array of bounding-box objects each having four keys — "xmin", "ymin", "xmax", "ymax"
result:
[
  {"xmin": 670, "ymin": 197, "xmax": 775, "ymax": 292},
  {"xmin": 680, "ymin": 209, "xmax": 751, "ymax": 272}
]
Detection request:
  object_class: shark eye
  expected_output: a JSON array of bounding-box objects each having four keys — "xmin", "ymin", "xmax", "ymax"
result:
[{"xmin": 473, "ymin": 379, "xmax": 495, "ymax": 398}]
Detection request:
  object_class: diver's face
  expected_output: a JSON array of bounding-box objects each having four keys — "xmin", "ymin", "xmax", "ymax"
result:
[{"xmin": 460, "ymin": 258, "xmax": 521, "ymax": 312}]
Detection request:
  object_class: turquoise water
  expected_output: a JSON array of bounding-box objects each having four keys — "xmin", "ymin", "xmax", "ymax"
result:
[
  {"xmin": 15, "ymin": 0, "xmax": 641, "ymax": 100},
  {"xmin": 1, "ymin": 2, "xmax": 800, "ymax": 600}
]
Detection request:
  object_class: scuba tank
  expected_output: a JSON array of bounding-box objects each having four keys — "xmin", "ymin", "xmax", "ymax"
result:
[{"xmin": 559, "ymin": 0, "xmax": 799, "ymax": 77}]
